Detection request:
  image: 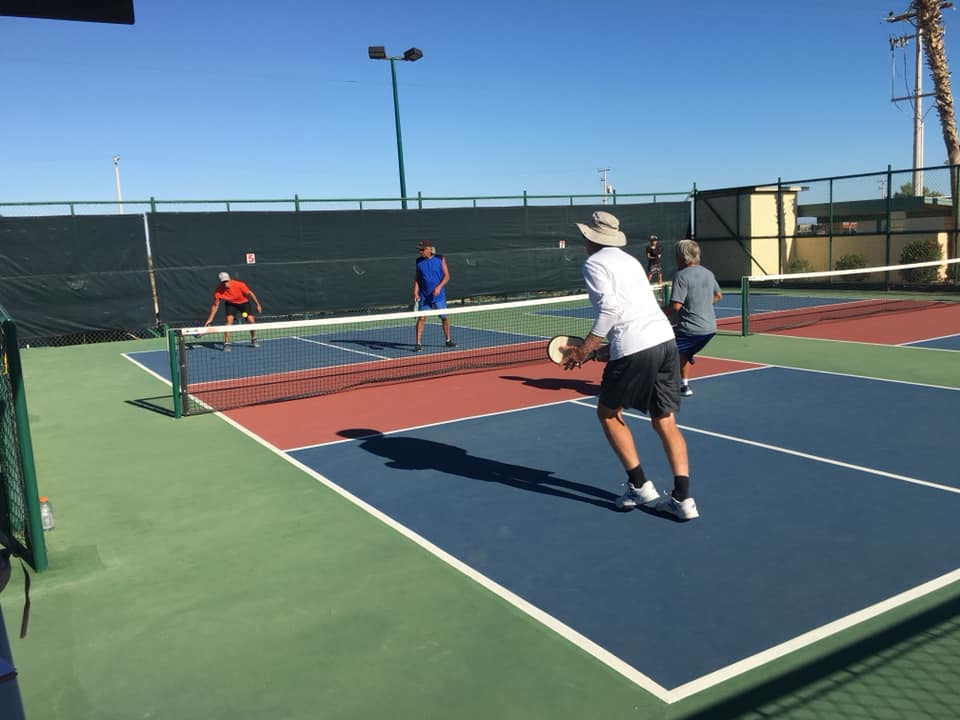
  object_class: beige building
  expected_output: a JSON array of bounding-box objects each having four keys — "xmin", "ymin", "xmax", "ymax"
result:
[{"xmin": 694, "ymin": 187, "xmax": 952, "ymax": 283}]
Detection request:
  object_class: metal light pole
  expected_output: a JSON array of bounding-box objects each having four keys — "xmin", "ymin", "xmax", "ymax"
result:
[
  {"xmin": 113, "ymin": 154, "xmax": 124, "ymax": 214},
  {"xmin": 598, "ymin": 167, "xmax": 611, "ymax": 205},
  {"xmin": 368, "ymin": 46, "xmax": 423, "ymax": 209}
]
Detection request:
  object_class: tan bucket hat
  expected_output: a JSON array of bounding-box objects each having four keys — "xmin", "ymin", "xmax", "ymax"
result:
[{"xmin": 576, "ymin": 211, "xmax": 626, "ymax": 247}]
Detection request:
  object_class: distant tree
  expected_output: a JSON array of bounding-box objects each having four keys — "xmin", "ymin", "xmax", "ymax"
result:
[{"xmin": 895, "ymin": 182, "xmax": 943, "ymax": 197}]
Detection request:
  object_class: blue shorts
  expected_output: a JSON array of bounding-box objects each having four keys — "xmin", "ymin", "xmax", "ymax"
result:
[
  {"xmin": 418, "ymin": 295, "xmax": 447, "ymax": 319},
  {"xmin": 675, "ymin": 332, "xmax": 714, "ymax": 362}
]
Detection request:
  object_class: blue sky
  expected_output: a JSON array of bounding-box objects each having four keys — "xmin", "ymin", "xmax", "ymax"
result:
[{"xmin": 2, "ymin": 0, "xmax": 957, "ymax": 205}]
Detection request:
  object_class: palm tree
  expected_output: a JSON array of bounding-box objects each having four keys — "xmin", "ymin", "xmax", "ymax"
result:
[{"xmin": 914, "ymin": 0, "xmax": 959, "ymax": 259}]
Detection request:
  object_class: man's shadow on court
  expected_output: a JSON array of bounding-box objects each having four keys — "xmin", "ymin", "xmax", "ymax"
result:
[{"xmin": 339, "ymin": 428, "xmax": 618, "ymax": 511}]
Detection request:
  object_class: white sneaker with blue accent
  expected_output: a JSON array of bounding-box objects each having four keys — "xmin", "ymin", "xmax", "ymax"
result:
[
  {"xmin": 656, "ymin": 495, "xmax": 699, "ymax": 520},
  {"xmin": 615, "ymin": 480, "xmax": 659, "ymax": 510}
]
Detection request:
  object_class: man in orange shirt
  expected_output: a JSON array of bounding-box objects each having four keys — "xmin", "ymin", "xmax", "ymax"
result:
[{"xmin": 204, "ymin": 272, "xmax": 263, "ymax": 351}]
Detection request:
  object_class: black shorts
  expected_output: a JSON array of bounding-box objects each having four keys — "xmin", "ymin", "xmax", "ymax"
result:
[
  {"xmin": 225, "ymin": 301, "xmax": 252, "ymax": 317},
  {"xmin": 598, "ymin": 340, "xmax": 680, "ymax": 418}
]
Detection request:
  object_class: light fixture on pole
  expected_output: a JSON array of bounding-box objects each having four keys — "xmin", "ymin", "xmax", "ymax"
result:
[
  {"xmin": 368, "ymin": 45, "xmax": 423, "ymax": 209},
  {"xmin": 113, "ymin": 154, "xmax": 124, "ymax": 214}
]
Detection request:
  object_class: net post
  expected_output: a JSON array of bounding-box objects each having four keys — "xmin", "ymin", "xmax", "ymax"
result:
[
  {"xmin": 167, "ymin": 328, "xmax": 184, "ymax": 418},
  {"xmin": 2, "ymin": 320, "xmax": 47, "ymax": 572},
  {"xmin": 740, "ymin": 275, "xmax": 749, "ymax": 336}
]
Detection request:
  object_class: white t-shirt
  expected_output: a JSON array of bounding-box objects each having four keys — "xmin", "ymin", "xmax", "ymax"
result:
[{"xmin": 582, "ymin": 247, "xmax": 675, "ymax": 360}]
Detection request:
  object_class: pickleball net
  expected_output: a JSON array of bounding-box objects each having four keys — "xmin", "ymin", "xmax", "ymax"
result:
[
  {"xmin": 169, "ymin": 285, "xmax": 671, "ymax": 416},
  {"xmin": 729, "ymin": 257, "xmax": 960, "ymax": 335}
]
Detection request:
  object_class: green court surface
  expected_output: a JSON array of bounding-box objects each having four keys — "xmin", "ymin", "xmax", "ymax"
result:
[{"xmin": 2, "ymin": 334, "xmax": 959, "ymax": 720}]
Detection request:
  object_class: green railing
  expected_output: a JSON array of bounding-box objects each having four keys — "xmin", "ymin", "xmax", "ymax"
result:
[{"xmin": 0, "ymin": 189, "xmax": 693, "ymax": 216}]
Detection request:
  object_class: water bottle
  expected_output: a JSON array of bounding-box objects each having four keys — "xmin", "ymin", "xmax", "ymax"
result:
[{"xmin": 39, "ymin": 496, "xmax": 55, "ymax": 532}]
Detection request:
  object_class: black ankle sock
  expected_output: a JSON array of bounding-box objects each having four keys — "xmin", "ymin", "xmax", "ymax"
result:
[
  {"xmin": 627, "ymin": 465, "xmax": 647, "ymax": 489},
  {"xmin": 672, "ymin": 476, "xmax": 689, "ymax": 501}
]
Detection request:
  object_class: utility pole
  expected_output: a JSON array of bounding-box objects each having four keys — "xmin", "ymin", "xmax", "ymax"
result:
[
  {"xmin": 113, "ymin": 154, "xmax": 124, "ymax": 214},
  {"xmin": 885, "ymin": 5, "xmax": 947, "ymax": 196},
  {"xmin": 598, "ymin": 167, "xmax": 611, "ymax": 205}
]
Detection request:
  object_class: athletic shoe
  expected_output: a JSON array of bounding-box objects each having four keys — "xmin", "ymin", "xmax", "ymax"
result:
[
  {"xmin": 680, "ymin": 385, "xmax": 693, "ymax": 397},
  {"xmin": 223, "ymin": 344, "xmax": 231, "ymax": 352},
  {"xmin": 414, "ymin": 344, "xmax": 422, "ymax": 352},
  {"xmin": 615, "ymin": 480, "xmax": 659, "ymax": 510},
  {"xmin": 656, "ymin": 495, "xmax": 700, "ymax": 521},
  {"xmin": 445, "ymin": 340, "xmax": 457, "ymax": 347},
  {"xmin": 251, "ymin": 340, "xmax": 259, "ymax": 348}
]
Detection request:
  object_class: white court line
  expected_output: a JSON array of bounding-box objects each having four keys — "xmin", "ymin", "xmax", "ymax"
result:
[
  {"xmin": 900, "ymin": 330, "xmax": 960, "ymax": 344},
  {"xmin": 755, "ymin": 360, "xmax": 960, "ymax": 392},
  {"xmin": 212, "ymin": 401, "xmax": 675, "ymax": 704},
  {"xmin": 690, "ymin": 353, "xmax": 960, "ymax": 392},
  {"xmin": 573, "ymin": 399, "xmax": 960, "ymax": 496},
  {"xmin": 122, "ymin": 352, "xmax": 171, "ymax": 386},
  {"xmin": 124, "ymin": 350, "xmax": 960, "ymax": 702},
  {"xmin": 284, "ymin": 396, "xmax": 582, "ymax": 452},
  {"xmin": 291, "ymin": 335, "xmax": 391, "ymax": 360},
  {"xmin": 734, "ymin": 329, "xmax": 960, "ymax": 353},
  {"xmin": 668, "ymin": 568, "xmax": 960, "ymax": 701},
  {"xmin": 251, "ymin": 391, "xmax": 960, "ymax": 704}
]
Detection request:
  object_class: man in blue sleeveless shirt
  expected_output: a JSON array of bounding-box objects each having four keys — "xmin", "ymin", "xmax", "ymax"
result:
[{"xmin": 413, "ymin": 240, "xmax": 456, "ymax": 351}]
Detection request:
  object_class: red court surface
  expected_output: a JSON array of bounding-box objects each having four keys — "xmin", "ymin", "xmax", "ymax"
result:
[
  {"xmin": 756, "ymin": 303, "xmax": 960, "ymax": 344},
  {"xmin": 227, "ymin": 356, "xmax": 761, "ymax": 449}
]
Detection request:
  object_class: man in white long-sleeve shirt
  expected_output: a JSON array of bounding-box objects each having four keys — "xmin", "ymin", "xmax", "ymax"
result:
[{"xmin": 560, "ymin": 211, "xmax": 699, "ymax": 521}]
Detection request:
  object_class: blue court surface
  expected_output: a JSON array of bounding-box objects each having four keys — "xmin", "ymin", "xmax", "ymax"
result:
[
  {"xmin": 287, "ymin": 366, "xmax": 960, "ymax": 699},
  {"xmin": 902, "ymin": 333, "xmax": 960, "ymax": 351},
  {"xmin": 127, "ymin": 325, "xmax": 543, "ymax": 384}
]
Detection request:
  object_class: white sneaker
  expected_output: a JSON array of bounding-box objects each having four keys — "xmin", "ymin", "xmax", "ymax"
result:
[
  {"xmin": 615, "ymin": 480, "xmax": 659, "ymax": 510},
  {"xmin": 680, "ymin": 385, "xmax": 693, "ymax": 397},
  {"xmin": 656, "ymin": 495, "xmax": 699, "ymax": 520}
]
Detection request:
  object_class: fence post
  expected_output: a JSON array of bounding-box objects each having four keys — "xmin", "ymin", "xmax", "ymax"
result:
[
  {"xmin": 418, "ymin": 191, "xmax": 423, "ymax": 210},
  {"xmin": 947, "ymin": 165, "xmax": 960, "ymax": 282},
  {"xmin": 885, "ymin": 165, "xmax": 893, "ymax": 289},
  {"xmin": 828, "ymin": 178, "xmax": 834, "ymax": 274},
  {"xmin": 690, "ymin": 182, "xmax": 697, "ymax": 240},
  {"xmin": 776, "ymin": 177, "xmax": 784, "ymax": 274},
  {"xmin": 294, "ymin": 194, "xmax": 300, "ymax": 212},
  {"xmin": 740, "ymin": 276, "xmax": 749, "ymax": 337}
]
